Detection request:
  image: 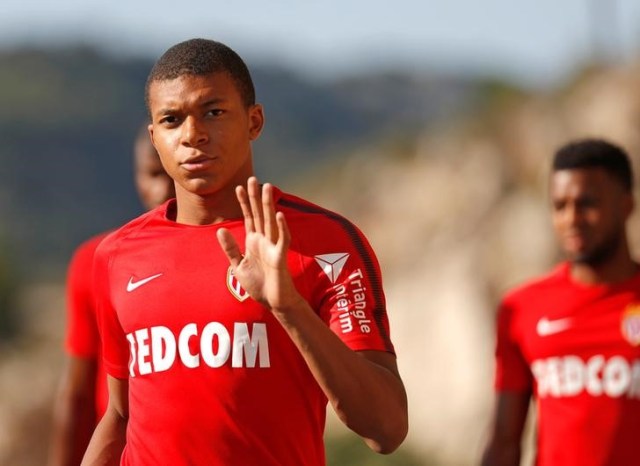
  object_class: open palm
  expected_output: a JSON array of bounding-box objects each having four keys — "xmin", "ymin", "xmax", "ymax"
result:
[{"xmin": 217, "ymin": 177, "xmax": 300, "ymax": 310}]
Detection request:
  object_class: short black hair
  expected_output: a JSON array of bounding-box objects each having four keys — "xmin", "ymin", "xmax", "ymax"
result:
[
  {"xmin": 552, "ymin": 138, "xmax": 634, "ymax": 192},
  {"xmin": 145, "ymin": 38, "xmax": 255, "ymax": 111}
]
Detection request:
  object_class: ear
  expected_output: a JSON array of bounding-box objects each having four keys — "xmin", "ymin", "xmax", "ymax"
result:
[
  {"xmin": 624, "ymin": 192, "xmax": 635, "ymax": 218},
  {"xmin": 248, "ymin": 104, "xmax": 265, "ymax": 141},
  {"xmin": 148, "ymin": 123, "xmax": 156, "ymax": 148},
  {"xmin": 618, "ymin": 189, "xmax": 635, "ymax": 221}
]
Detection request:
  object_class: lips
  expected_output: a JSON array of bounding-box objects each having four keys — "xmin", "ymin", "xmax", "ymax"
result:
[
  {"xmin": 564, "ymin": 233, "xmax": 588, "ymax": 251},
  {"xmin": 181, "ymin": 154, "xmax": 215, "ymax": 172}
]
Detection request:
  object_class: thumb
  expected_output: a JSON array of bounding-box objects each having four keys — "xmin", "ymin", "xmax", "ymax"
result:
[{"xmin": 216, "ymin": 228, "xmax": 243, "ymax": 268}]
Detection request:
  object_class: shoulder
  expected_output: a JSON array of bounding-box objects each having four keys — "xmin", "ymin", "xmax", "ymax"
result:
[
  {"xmin": 276, "ymin": 189, "xmax": 344, "ymax": 219},
  {"xmin": 96, "ymin": 203, "xmax": 168, "ymax": 257},
  {"xmin": 275, "ymin": 189, "xmax": 365, "ymax": 240},
  {"xmin": 70, "ymin": 230, "xmax": 112, "ymax": 263},
  {"xmin": 500, "ymin": 263, "xmax": 568, "ymax": 310},
  {"xmin": 78, "ymin": 230, "xmax": 112, "ymax": 252}
]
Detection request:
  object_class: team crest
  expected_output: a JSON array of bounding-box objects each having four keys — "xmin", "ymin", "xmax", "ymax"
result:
[
  {"xmin": 226, "ymin": 267, "xmax": 250, "ymax": 302},
  {"xmin": 621, "ymin": 304, "xmax": 640, "ymax": 346}
]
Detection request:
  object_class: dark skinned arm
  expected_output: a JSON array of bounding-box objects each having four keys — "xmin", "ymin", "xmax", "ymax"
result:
[
  {"xmin": 481, "ymin": 390, "xmax": 531, "ymax": 466},
  {"xmin": 81, "ymin": 376, "xmax": 128, "ymax": 466},
  {"xmin": 48, "ymin": 356, "xmax": 98, "ymax": 466}
]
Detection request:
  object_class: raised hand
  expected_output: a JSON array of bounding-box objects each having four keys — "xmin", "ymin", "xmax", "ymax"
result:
[{"xmin": 216, "ymin": 177, "xmax": 301, "ymax": 311}]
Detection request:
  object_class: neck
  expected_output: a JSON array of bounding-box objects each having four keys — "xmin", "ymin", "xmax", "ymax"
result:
[
  {"xmin": 570, "ymin": 242, "xmax": 637, "ymax": 285},
  {"xmin": 173, "ymin": 185, "xmax": 243, "ymax": 225}
]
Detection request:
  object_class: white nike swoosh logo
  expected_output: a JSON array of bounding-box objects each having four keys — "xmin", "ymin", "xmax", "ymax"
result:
[
  {"xmin": 127, "ymin": 273, "xmax": 163, "ymax": 292},
  {"xmin": 536, "ymin": 317, "xmax": 572, "ymax": 337}
]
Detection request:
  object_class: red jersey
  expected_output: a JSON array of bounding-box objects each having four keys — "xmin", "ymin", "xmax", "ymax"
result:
[
  {"xmin": 65, "ymin": 232, "xmax": 110, "ymax": 417},
  {"xmin": 495, "ymin": 263, "xmax": 640, "ymax": 466},
  {"xmin": 94, "ymin": 188, "xmax": 395, "ymax": 466}
]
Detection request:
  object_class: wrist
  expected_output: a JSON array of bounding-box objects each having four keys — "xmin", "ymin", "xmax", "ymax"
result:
[{"xmin": 271, "ymin": 292, "xmax": 307, "ymax": 316}]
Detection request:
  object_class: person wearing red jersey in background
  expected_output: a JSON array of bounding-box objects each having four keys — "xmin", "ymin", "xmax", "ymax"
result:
[
  {"xmin": 48, "ymin": 125, "xmax": 174, "ymax": 466},
  {"xmin": 482, "ymin": 138, "xmax": 640, "ymax": 466},
  {"xmin": 81, "ymin": 38, "xmax": 408, "ymax": 466}
]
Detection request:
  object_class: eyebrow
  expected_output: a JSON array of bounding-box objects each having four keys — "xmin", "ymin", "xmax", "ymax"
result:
[
  {"xmin": 154, "ymin": 98, "xmax": 227, "ymax": 117},
  {"xmin": 200, "ymin": 98, "xmax": 226, "ymax": 107}
]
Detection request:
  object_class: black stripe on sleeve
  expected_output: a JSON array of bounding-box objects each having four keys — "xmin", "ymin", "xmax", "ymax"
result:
[{"xmin": 278, "ymin": 197, "xmax": 394, "ymax": 352}]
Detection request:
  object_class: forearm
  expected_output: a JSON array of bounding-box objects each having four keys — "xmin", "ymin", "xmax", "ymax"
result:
[
  {"xmin": 48, "ymin": 388, "xmax": 97, "ymax": 466},
  {"xmin": 481, "ymin": 391, "xmax": 530, "ymax": 466},
  {"xmin": 216, "ymin": 180, "xmax": 407, "ymax": 451},
  {"xmin": 81, "ymin": 408, "xmax": 127, "ymax": 466},
  {"xmin": 272, "ymin": 295, "xmax": 408, "ymax": 453},
  {"xmin": 481, "ymin": 440, "xmax": 521, "ymax": 466}
]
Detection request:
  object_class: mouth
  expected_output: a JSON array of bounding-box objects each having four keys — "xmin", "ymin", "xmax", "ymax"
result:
[
  {"xmin": 181, "ymin": 154, "xmax": 216, "ymax": 172},
  {"xmin": 564, "ymin": 233, "xmax": 588, "ymax": 251}
]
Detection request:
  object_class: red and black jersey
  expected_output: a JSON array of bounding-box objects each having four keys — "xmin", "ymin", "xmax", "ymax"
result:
[
  {"xmin": 94, "ymin": 187, "xmax": 395, "ymax": 466},
  {"xmin": 495, "ymin": 263, "xmax": 640, "ymax": 466},
  {"xmin": 65, "ymin": 231, "xmax": 110, "ymax": 418}
]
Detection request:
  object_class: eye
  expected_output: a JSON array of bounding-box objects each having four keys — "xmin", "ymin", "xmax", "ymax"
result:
[
  {"xmin": 576, "ymin": 197, "xmax": 597, "ymax": 209},
  {"xmin": 159, "ymin": 115, "xmax": 180, "ymax": 126},
  {"xmin": 207, "ymin": 108, "xmax": 224, "ymax": 117}
]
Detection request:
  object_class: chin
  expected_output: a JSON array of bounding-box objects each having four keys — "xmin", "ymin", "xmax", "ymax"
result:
[
  {"xmin": 570, "ymin": 255, "xmax": 590, "ymax": 265},
  {"xmin": 182, "ymin": 178, "xmax": 220, "ymax": 195},
  {"xmin": 570, "ymin": 251, "xmax": 612, "ymax": 267},
  {"xmin": 566, "ymin": 247, "xmax": 596, "ymax": 264},
  {"xmin": 565, "ymin": 248, "xmax": 586, "ymax": 261}
]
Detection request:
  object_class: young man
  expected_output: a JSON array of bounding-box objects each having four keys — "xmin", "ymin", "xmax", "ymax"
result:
[
  {"xmin": 48, "ymin": 125, "xmax": 174, "ymax": 466},
  {"xmin": 81, "ymin": 39, "xmax": 408, "ymax": 465},
  {"xmin": 482, "ymin": 139, "xmax": 640, "ymax": 466}
]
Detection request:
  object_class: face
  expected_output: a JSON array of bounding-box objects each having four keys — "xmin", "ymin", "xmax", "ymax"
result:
[
  {"xmin": 148, "ymin": 72, "xmax": 264, "ymax": 198},
  {"xmin": 134, "ymin": 135, "xmax": 175, "ymax": 210},
  {"xmin": 550, "ymin": 168, "xmax": 633, "ymax": 266}
]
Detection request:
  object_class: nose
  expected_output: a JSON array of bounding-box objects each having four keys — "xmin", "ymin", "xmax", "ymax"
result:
[
  {"xmin": 181, "ymin": 116, "xmax": 208, "ymax": 147},
  {"xmin": 564, "ymin": 204, "xmax": 584, "ymax": 228}
]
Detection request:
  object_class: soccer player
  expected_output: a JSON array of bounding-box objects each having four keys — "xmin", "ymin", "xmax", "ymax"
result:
[
  {"xmin": 48, "ymin": 125, "xmax": 174, "ymax": 466},
  {"xmin": 482, "ymin": 138, "xmax": 640, "ymax": 466},
  {"xmin": 81, "ymin": 38, "xmax": 408, "ymax": 465}
]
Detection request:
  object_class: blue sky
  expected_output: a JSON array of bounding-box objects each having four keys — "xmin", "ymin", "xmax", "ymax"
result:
[{"xmin": 1, "ymin": 0, "xmax": 640, "ymax": 87}]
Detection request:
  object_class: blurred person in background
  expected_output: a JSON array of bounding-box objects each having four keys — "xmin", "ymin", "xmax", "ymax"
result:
[
  {"xmin": 81, "ymin": 38, "xmax": 407, "ymax": 465},
  {"xmin": 48, "ymin": 124, "xmax": 174, "ymax": 466},
  {"xmin": 482, "ymin": 138, "xmax": 640, "ymax": 466}
]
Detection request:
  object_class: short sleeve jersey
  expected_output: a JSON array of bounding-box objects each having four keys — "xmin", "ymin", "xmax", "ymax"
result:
[
  {"xmin": 495, "ymin": 263, "xmax": 640, "ymax": 466},
  {"xmin": 65, "ymin": 232, "xmax": 110, "ymax": 417},
  {"xmin": 94, "ymin": 189, "xmax": 395, "ymax": 466}
]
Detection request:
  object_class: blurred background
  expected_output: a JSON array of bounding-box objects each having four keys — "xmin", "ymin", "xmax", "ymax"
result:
[{"xmin": 3, "ymin": 0, "xmax": 640, "ymax": 464}]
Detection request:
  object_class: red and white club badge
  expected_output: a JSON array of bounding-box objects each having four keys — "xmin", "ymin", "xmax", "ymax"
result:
[
  {"xmin": 226, "ymin": 267, "xmax": 250, "ymax": 302},
  {"xmin": 621, "ymin": 304, "xmax": 640, "ymax": 346}
]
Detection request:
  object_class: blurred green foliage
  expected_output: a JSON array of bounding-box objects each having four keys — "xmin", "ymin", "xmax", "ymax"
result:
[
  {"xmin": 0, "ymin": 45, "xmax": 497, "ymax": 279},
  {"xmin": 0, "ymin": 235, "xmax": 21, "ymax": 341}
]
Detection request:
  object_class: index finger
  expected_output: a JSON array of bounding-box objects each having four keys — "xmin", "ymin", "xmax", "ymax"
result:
[{"xmin": 236, "ymin": 184, "xmax": 254, "ymax": 234}]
